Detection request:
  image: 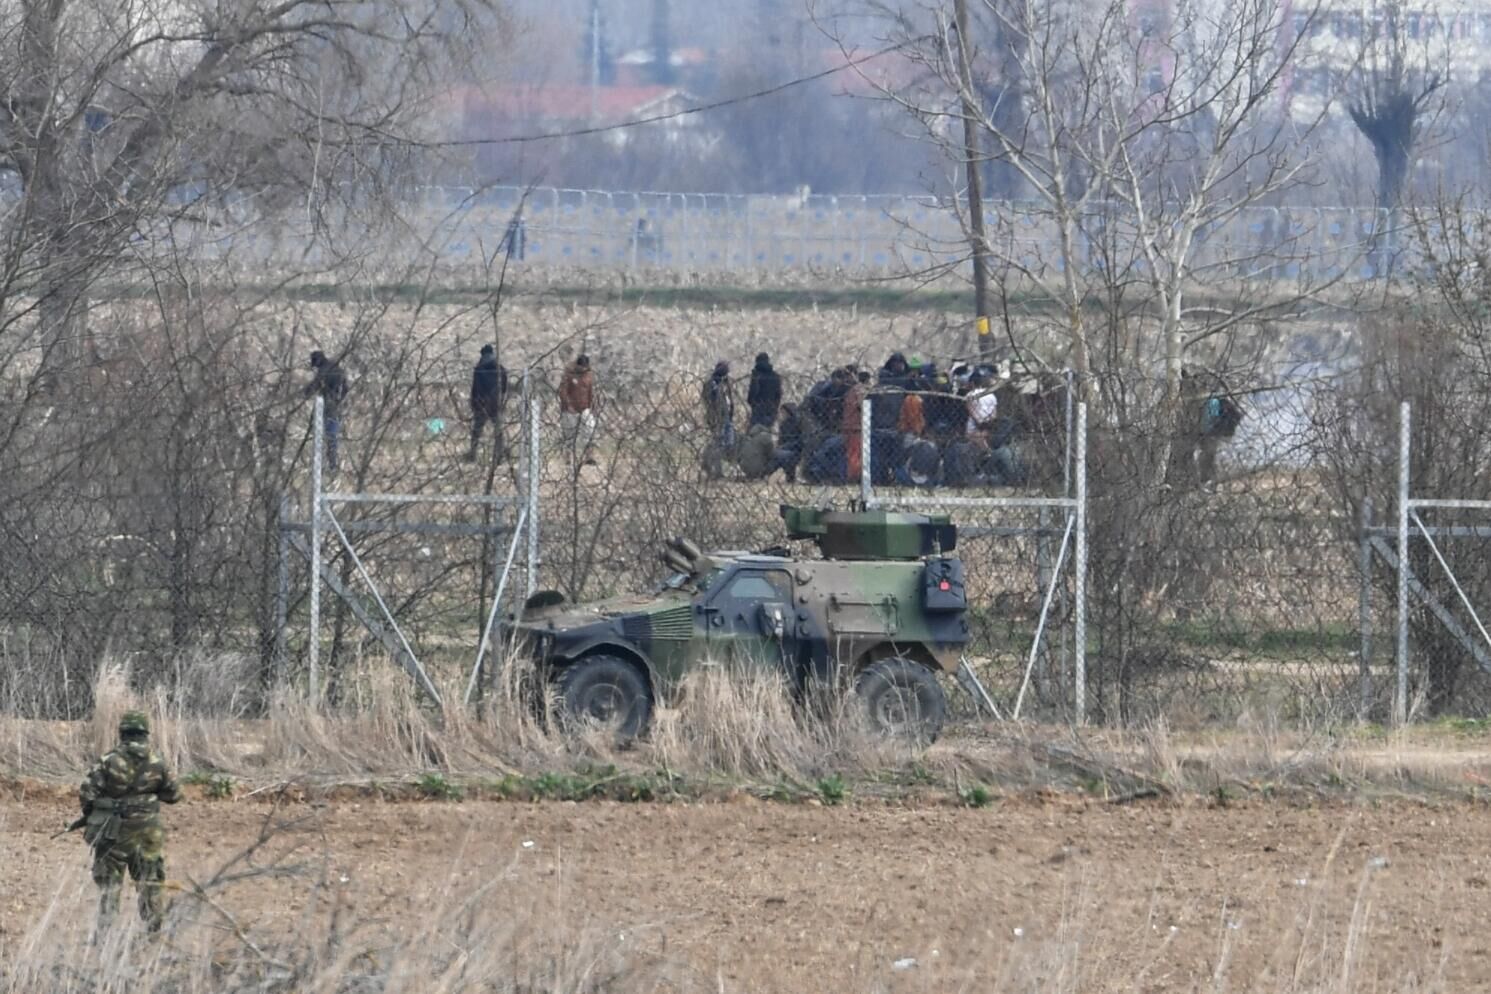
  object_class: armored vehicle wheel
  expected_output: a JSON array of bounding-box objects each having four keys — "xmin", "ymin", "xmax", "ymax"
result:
[
  {"xmin": 556, "ymin": 654, "xmax": 652, "ymax": 740},
  {"xmin": 854, "ymin": 658, "xmax": 946, "ymax": 744}
]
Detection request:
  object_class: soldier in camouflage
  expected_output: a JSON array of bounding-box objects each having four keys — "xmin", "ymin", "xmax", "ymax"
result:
[{"xmin": 78, "ymin": 711, "xmax": 182, "ymax": 931}]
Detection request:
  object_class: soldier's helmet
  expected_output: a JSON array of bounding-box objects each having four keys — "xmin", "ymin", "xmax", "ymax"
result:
[{"xmin": 118, "ymin": 711, "xmax": 151, "ymax": 737}]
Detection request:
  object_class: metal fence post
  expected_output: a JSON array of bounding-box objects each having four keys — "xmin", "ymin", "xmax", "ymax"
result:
[
  {"xmin": 309, "ymin": 395, "xmax": 324, "ymax": 704},
  {"xmin": 743, "ymin": 197, "xmax": 754, "ymax": 269},
  {"xmin": 1359, "ymin": 496, "xmax": 1373, "ymax": 719},
  {"xmin": 799, "ymin": 197, "xmax": 808, "ymax": 267},
  {"xmin": 1037, "ymin": 505, "xmax": 1053, "ymax": 702},
  {"xmin": 1074, "ymin": 401, "xmax": 1088, "ymax": 725},
  {"xmin": 1063, "ymin": 369, "xmax": 1075, "ymax": 499},
  {"xmin": 1396, "ymin": 401, "xmax": 1410, "ymax": 725},
  {"xmin": 527, "ymin": 393, "xmax": 542, "ymax": 598},
  {"xmin": 860, "ymin": 395, "xmax": 872, "ymax": 506}
]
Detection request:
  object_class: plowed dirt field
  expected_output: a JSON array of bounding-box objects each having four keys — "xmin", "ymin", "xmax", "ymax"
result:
[{"xmin": 4, "ymin": 791, "xmax": 1490, "ymax": 991}]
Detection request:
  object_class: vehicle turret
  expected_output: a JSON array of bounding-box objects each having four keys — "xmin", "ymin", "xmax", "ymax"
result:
[{"xmin": 779, "ymin": 505, "xmax": 956, "ymax": 560}]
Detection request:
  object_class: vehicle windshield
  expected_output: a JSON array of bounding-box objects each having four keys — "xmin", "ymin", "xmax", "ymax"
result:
[{"xmin": 660, "ymin": 566, "xmax": 722, "ymax": 593}]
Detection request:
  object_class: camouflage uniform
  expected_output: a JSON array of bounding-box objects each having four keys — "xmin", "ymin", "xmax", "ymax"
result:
[{"xmin": 78, "ymin": 711, "xmax": 182, "ymax": 931}]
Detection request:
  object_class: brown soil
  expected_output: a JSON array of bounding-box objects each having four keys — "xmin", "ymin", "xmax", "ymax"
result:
[{"xmin": 4, "ymin": 791, "xmax": 1490, "ymax": 991}]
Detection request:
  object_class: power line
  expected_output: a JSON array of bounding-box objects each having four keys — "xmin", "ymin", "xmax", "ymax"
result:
[{"xmin": 416, "ymin": 40, "xmax": 916, "ymax": 149}]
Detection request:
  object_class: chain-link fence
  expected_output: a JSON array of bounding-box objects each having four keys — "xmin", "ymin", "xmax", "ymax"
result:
[
  {"xmin": 5, "ymin": 311, "xmax": 1483, "ymax": 729},
  {"xmin": 152, "ymin": 183, "xmax": 1415, "ymax": 281},
  {"xmin": 510, "ymin": 362, "xmax": 1384, "ymax": 726}
]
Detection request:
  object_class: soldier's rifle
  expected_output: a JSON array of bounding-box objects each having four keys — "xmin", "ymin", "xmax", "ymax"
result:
[{"xmin": 50, "ymin": 814, "xmax": 87, "ymax": 840}]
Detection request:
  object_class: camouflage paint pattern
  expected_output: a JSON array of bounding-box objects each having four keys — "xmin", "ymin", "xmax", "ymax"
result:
[
  {"xmin": 510, "ymin": 506, "xmax": 969, "ymax": 700},
  {"xmin": 79, "ymin": 738, "xmax": 182, "ymax": 930}
]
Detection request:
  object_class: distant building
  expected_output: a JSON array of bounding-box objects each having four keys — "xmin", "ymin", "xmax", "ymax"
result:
[
  {"xmin": 1121, "ymin": 0, "xmax": 1491, "ymax": 119},
  {"xmin": 616, "ymin": 46, "xmax": 714, "ymax": 88},
  {"xmin": 458, "ymin": 84, "xmax": 717, "ymax": 149}
]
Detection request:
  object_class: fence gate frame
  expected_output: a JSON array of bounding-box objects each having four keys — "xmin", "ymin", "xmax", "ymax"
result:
[
  {"xmin": 1363, "ymin": 401, "xmax": 1491, "ymax": 724},
  {"xmin": 858, "ymin": 394, "xmax": 1089, "ymax": 723},
  {"xmin": 277, "ymin": 392, "xmax": 542, "ymax": 710}
]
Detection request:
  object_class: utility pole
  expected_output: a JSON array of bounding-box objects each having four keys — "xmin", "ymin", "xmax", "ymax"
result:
[
  {"xmin": 590, "ymin": 0, "xmax": 602, "ymax": 120},
  {"xmin": 953, "ymin": 0, "xmax": 993, "ymax": 357},
  {"xmin": 651, "ymin": 0, "xmax": 676, "ymax": 85}
]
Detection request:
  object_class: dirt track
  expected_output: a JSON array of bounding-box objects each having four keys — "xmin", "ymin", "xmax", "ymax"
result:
[{"xmin": 4, "ymin": 791, "xmax": 1490, "ymax": 991}]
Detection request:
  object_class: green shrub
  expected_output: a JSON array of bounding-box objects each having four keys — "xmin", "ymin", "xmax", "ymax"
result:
[
  {"xmin": 416, "ymin": 773, "xmax": 464, "ymax": 801},
  {"xmin": 959, "ymin": 784, "xmax": 992, "ymax": 808},
  {"xmin": 817, "ymin": 774, "xmax": 847, "ymax": 805}
]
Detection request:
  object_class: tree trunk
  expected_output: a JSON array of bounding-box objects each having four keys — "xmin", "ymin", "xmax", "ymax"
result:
[{"xmin": 1376, "ymin": 129, "xmax": 1410, "ymax": 212}]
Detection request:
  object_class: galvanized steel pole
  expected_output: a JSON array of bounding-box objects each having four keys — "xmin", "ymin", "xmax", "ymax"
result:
[
  {"xmin": 1359, "ymin": 497, "xmax": 1373, "ymax": 719},
  {"xmin": 527, "ymin": 392, "xmax": 542, "ymax": 597},
  {"xmin": 1396, "ymin": 401, "xmax": 1410, "ymax": 725},
  {"xmin": 1063, "ymin": 368, "xmax": 1075, "ymax": 499},
  {"xmin": 1074, "ymin": 401, "xmax": 1088, "ymax": 724},
  {"xmin": 860, "ymin": 395, "xmax": 873, "ymax": 506},
  {"xmin": 309, "ymin": 395, "xmax": 324, "ymax": 704}
]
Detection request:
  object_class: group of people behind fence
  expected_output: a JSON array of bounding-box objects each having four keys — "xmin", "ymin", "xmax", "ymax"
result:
[
  {"xmin": 303, "ymin": 343, "xmax": 1060, "ymax": 487},
  {"xmin": 701, "ymin": 351, "xmax": 1048, "ymax": 488},
  {"xmin": 301, "ymin": 341, "xmax": 1240, "ymax": 488}
]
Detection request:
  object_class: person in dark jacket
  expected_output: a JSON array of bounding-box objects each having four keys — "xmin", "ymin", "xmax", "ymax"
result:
[
  {"xmin": 804, "ymin": 367, "xmax": 853, "ymax": 430},
  {"xmin": 467, "ymin": 344, "xmax": 510, "ymax": 463},
  {"xmin": 870, "ymin": 353, "xmax": 911, "ymax": 484},
  {"xmin": 304, "ymin": 350, "xmax": 348, "ymax": 474},
  {"xmin": 878, "ymin": 351, "xmax": 911, "ymax": 389},
  {"xmin": 746, "ymin": 352, "xmax": 782, "ymax": 428}
]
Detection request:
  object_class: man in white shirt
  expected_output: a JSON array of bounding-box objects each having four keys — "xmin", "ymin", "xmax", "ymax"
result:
[
  {"xmin": 964, "ymin": 370, "xmax": 1024, "ymax": 485},
  {"xmin": 966, "ymin": 378, "xmax": 999, "ymax": 434}
]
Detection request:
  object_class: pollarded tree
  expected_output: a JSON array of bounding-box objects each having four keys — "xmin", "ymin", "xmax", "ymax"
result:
[{"xmin": 1341, "ymin": 0, "xmax": 1448, "ymax": 210}]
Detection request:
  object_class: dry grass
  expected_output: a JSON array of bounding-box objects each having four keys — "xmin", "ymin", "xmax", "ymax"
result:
[
  {"xmin": 0, "ymin": 657, "xmax": 1475, "ymax": 992},
  {"xmin": 0, "ymin": 657, "xmax": 911, "ymax": 790},
  {"xmin": 8, "ymin": 656, "xmax": 1491, "ymax": 805},
  {"xmin": 2, "ymin": 845, "xmax": 677, "ymax": 994},
  {"xmin": 1074, "ymin": 712, "xmax": 1491, "ymax": 800}
]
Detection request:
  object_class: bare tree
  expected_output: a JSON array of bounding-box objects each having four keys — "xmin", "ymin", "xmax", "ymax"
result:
[
  {"xmin": 1320, "ymin": 199, "xmax": 1491, "ymax": 714},
  {"xmin": 1341, "ymin": 0, "xmax": 1448, "ymax": 211},
  {"xmin": 824, "ymin": 0, "xmax": 1374, "ymax": 722},
  {"xmin": 833, "ymin": 0, "xmax": 1334, "ymax": 404},
  {"xmin": 0, "ymin": 0, "xmax": 512, "ymax": 710},
  {"xmin": 0, "ymin": 0, "xmax": 500, "ymax": 380}
]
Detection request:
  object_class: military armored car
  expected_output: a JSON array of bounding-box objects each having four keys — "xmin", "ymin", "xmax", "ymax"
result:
[{"xmin": 508, "ymin": 505, "xmax": 970, "ymax": 742}]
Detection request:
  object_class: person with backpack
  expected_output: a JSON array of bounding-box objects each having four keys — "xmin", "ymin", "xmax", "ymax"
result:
[
  {"xmin": 1198, "ymin": 389, "xmax": 1244, "ymax": 484},
  {"xmin": 1172, "ymin": 366, "xmax": 1244, "ymax": 487}
]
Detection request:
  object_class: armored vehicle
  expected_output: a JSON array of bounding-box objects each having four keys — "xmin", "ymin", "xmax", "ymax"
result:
[{"xmin": 508, "ymin": 506, "xmax": 969, "ymax": 742}]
